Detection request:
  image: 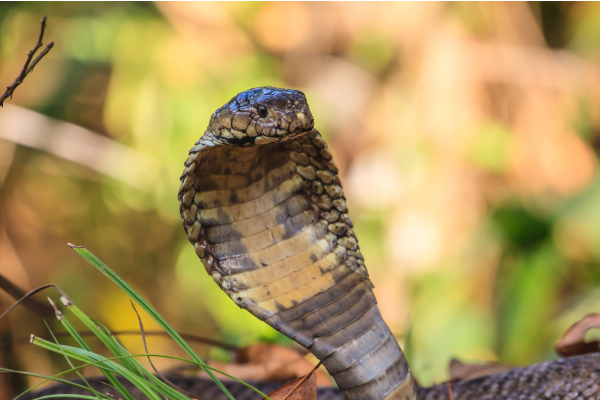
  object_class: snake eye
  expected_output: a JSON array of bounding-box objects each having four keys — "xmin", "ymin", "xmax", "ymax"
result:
[{"xmin": 257, "ymin": 105, "xmax": 268, "ymax": 118}]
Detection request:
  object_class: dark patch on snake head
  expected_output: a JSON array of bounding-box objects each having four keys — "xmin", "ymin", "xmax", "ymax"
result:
[
  {"xmin": 310, "ymin": 253, "xmax": 318, "ymax": 262},
  {"xmin": 227, "ymin": 135, "xmax": 256, "ymax": 146},
  {"xmin": 229, "ymin": 191, "xmax": 239, "ymax": 203}
]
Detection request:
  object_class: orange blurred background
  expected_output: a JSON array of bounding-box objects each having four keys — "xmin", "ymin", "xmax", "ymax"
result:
[{"xmin": 1, "ymin": 2, "xmax": 600, "ymax": 396}]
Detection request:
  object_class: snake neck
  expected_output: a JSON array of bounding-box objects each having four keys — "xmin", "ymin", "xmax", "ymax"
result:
[{"xmin": 179, "ymin": 129, "xmax": 417, "ymax": 400}]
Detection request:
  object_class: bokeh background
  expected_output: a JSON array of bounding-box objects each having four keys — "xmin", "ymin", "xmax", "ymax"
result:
[{"xmin": 1, "ymin": 1, "xmax": 600, "ymax": 397}]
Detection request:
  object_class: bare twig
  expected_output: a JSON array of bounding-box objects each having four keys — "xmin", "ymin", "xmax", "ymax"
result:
[
  {"xmin": 447, "ymin": 381, "xmax": 454, "ymax": 400},
  {"xmin": 0, "ymin": 16, "xmax": 55, "ymax": 107}
]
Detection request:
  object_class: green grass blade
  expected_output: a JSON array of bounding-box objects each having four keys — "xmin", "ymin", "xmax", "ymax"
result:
[
  {"xmin": 2, "ymin": 367, "xmax": 113, "ymax": 400},
  {"xmin": 31, "ymin": 396, "xmax": 99, "ymax": 400},
  {"xmin": 33, "ymin": 337, "xmax": 195, "ymax": 400},
  {"xmin": 10, "ymin": 351, "xmax": 273, "ymax": 400},
  {"xmin": 32, "ymin": 337, "xmax": 165, "ymax": 400},
  {"xmin": 69, "ymin": 244, "xmax": 236, "ymax": 400},
  {"xmin": 64, "ymin": 303, "xmax": 189, "ymax": 400},
  {"xmin": 63, "ymin": 301, "xmax": 144, "ymax": 378},
  {"xmin": 58, "ymin": 313, "xmax": 137, "ymax": 400},
  {"xmin": 43, "ymin": 320, "xmax": 103, "ymax": 400},
  {"xmin": 87, "ymin": 316, "xmax": 195, "ymax": 400}
]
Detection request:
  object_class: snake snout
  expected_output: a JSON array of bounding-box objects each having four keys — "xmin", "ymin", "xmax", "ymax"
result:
[{"xmin": 289, "ymin": 111, "xmax": 314, "ymax": 133}]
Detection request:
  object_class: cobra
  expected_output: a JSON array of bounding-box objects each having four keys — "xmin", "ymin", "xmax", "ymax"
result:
[
  {"xmin": 178, "ymin": 87, "xmax": 417, "ymax": 400},
  {"xmin": 177, "ymin": 87, "xmax": 600, "ymax": 400}
]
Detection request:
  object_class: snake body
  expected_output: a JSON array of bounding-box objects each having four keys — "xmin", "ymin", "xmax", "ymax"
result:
[
  {"xmin": 178, "ymin": 87, "xmax": 416, "ymax": 400},
  {"xmin": 23, "ymin": 353, "xmax": 600, "ymax": 400}
]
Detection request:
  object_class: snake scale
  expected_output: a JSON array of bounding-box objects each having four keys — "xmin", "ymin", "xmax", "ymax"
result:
[{"xmin": 27, "ymin": 87, "xmax": 600, "ymax": 400}]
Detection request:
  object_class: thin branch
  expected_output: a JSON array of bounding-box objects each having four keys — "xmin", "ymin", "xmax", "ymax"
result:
[
  {"xmin": 0, "ymin": 16, "xmax": 55, "ymax": 107},
  {"xmin": 25, "ymin": 41, "xmax": 54, "ymax": 76}
]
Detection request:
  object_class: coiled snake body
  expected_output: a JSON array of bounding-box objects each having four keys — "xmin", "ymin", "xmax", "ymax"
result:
[{"xmin": 28, "ymin": 87, "xmax": 600, "ymax": 400}]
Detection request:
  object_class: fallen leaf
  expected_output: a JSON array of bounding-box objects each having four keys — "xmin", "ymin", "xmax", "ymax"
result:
[
  {"xmin": 237, "ymin": 343, "xmax": 288, "ymax": 362},
  {"xmin": 555, "ymin": 313, "xmax": 600, "ymax": 357},
  {"xmin": 204, "ymin": 360, "xmax": 274, "ymax": 382},
  {"xmin": 199, "ymin": 343, "xmax": 334, "ymax": 387},
  {"xmin": 449, "ymin": 358, "xmax": 514, "ymax": 381},
  {"xmin": 260, "ymin": 370, "xmax": 317, "ymax": 400}
]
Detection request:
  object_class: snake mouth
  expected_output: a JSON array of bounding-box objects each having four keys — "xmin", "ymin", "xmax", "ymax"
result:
[
  {"xmin": 224, "ymin": 135, "xmax": 257, "ymax": 146},
  {"xmin": 222, "ymin": 127, "xmax": 317, "ymax": 147},
  {"xmin": 215, "ymin": 118, "xmax": 315, "ymax": 147}
]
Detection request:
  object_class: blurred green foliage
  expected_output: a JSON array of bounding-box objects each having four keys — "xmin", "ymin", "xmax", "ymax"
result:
[{"xmin": 0, "ymin": 2, "xmax": 600, "ymax": 395}]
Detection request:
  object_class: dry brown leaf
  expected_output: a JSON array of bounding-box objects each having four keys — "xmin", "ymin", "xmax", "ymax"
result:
[
  {"xmin": 205, "ymin": 360, "xmax": 274, "ymax": 382},
  {"xmin": 260, "ymin": 371, "xmax": 317, "ymax": 400},
  {"xmin": 449, "ymin": 358, "xmax": 514, "ymax": 381},
  {"xmin": 202, "ymin": 343, "xmax": 334, "ymax": 387},
  {"xmin": 555, "ymin": 313, "xmax": 600, "ymax": 357},
  {"xmin": 237, "ymin": 343, "xmax": 302, "ymax": 366}
]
